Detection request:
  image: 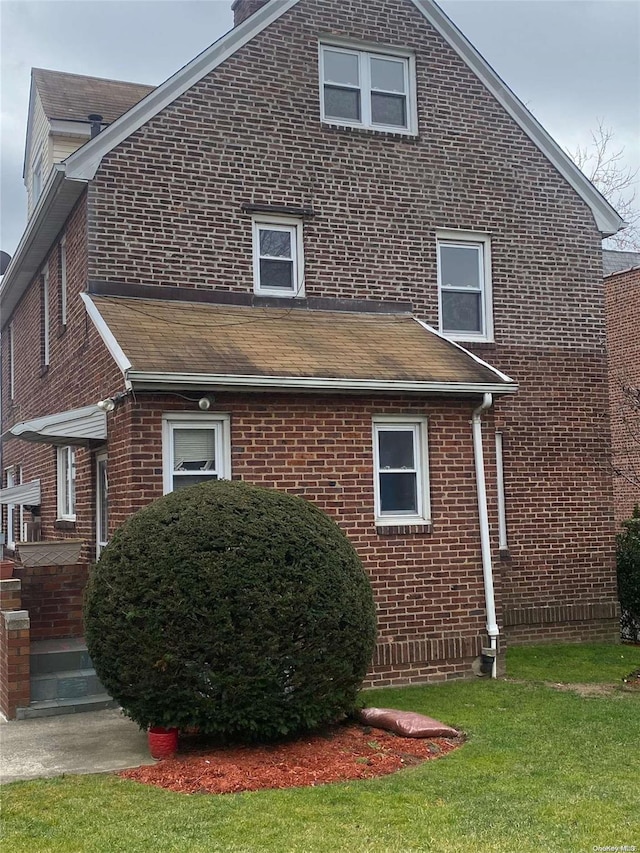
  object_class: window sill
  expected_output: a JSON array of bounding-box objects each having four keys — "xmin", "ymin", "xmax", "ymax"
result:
[
  {"xmin": 375, "ymin": 522, "xmax": 432, "ymax": 536},
  {"xmin": 321, "ymin": 121, "xmax": 419, "ymax": 141},
  {"xmin": 441, "ymin": 332, "xmax": 494, "ymax": 345},
  {"xmin": 54, "ymin": 519, "xmax": 76, "ymax": 530}
]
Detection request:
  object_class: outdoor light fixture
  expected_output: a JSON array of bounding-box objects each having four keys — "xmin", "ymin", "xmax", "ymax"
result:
[{"xmin": 96, "ymin": 391, "xmax": 130, "ymax": 412}]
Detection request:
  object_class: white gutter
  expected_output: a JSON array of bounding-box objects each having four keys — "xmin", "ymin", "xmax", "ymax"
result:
[
  {"xmin": 126, "ymin": 370, "xmax": 518, "ymax": 395},
  {"xmin": 472, "ymin": 392, "xmax": 499, "ymax": 678}
]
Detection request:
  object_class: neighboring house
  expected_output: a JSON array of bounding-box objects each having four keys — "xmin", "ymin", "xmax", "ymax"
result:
[
  {"xmin": 603, "ymin": 250, "xmax": 640, "ymax": 526},
  {"xmin": 0, "ymin": 0, "xmax": 624, "ymax": 718}
]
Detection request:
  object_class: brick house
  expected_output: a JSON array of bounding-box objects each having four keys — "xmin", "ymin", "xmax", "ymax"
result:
[
  {"xmin": 603, "ymin": 250, "xmax": 640, "ymax": 527},
  {"xmin": 0, "ymin": 0, "xmax": 624, "ymax": 718}
]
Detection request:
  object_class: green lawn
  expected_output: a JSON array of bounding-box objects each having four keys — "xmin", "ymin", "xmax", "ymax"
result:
[{"xmin": 2, "ymin": 643, "xmax": 639, "ymax": 853}]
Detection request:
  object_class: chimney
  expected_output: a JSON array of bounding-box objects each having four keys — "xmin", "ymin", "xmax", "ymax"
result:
[
  {"xmin": 232, "ymin": 0, "xmax": 271, "ymax": 27},
  {"xmin": 88, "ymin": 114, "xmax": 104, "ymax": 138}
]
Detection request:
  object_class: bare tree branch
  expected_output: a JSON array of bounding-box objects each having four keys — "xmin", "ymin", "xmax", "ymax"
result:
[{"xmin": 567, "ymin": 120, "xmax": 640, "ymax": 251}]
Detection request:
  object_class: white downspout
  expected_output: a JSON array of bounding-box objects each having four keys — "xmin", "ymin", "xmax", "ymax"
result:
[{"xmin": 472, "ymin": 393, "xmax": 499, "ymax": 678}]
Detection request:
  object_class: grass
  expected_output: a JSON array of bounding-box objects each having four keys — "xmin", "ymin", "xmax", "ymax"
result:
[{"xmin": 2, "ymin": 643, "xmax": 639, "ymax": 853}]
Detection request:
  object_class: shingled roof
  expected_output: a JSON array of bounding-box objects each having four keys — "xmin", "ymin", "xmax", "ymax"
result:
[
  {"xmin": 32, "ymin": 68, "xmax": 154, "ymax": 123},
  {"xmin": 84, "ymin": 295, "xmax": 516, "ymax": 394},
  {"xmin": 603, "ymin": 249, "xmax": 640, "ymax": 277}
]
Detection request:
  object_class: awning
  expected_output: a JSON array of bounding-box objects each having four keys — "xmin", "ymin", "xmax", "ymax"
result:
[
  {"xmin": 0, "ymin": 479, "xmax": 41, "ymax": 506},
  {"xmin": 84, "ymin": 294, "xmax": 517, "ymax": 396},
  {"xmin": 7, "ymin": 405, "xmax": 107, "ymax": 446}
]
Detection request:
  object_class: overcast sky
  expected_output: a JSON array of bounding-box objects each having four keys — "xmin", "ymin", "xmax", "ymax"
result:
[{"xmin": 1, "ymin": 0, "xmax": 639, "ymax": 256}]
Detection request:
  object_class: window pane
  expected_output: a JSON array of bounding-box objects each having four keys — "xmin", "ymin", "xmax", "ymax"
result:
[
  {"xmin": 323, "ymin": 49, "xmax": 359, "ymax": 86},
  {"xmin": 370, "ymin": 57, "xmax": 405, "ymax": 93},
  {"xmin": 69, "ymin": 450, "xmax": 76, "ymax": 514},
  {"xmin": 174, "ymin": 429, "xmax": 216, "ymax": 471},
  {"xmin": 442, "ymin": 290, "xmax": 482, "ymax": 333},
  {"xmin": 371, "ymin": 93, "xmax": 406, "ymax": 127},
  {"xmin": 380, "ymin": 472, "xmax": 418, "ymax": 513},
  {"xmin": 440, "ymin": 245, "xmax": 481, "ymax": 289},
  {"xmin": 173, "ymin": 473, "xmax": 219, "ymax": 490},
  {"xmin": 378, "ymin": 430, "xmax": 415, "ymax": 469},
  {"xmin": 324, "ymin": 86, "xmax": 361, "ymax": 121},
  {"xmin": 260, "ymin": 258, "xmax": 294, "ymax": 290},
  {"xmin": 259, "ymin": 229, "xmax": 291, "ymax": 259}
]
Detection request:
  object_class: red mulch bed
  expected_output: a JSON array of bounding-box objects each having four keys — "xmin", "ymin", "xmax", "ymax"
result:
[{"xmin": 119, "ymin": 724, "xmax": 464, "ymax": 795}]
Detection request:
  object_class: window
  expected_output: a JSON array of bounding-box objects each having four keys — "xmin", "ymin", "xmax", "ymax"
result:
[
  {"xmin": 57, "ymin": 446, "xmax": 76, "ymax": 520},
  {"xmin": 437, "ymin": 232, "xmax": 493, "ymax": 342},
  {"xmin": 42, "ymin": 268, "xmax": 50, "ymax": 366},
  {"xmin": 60, "ymin": 237, "xmax": 67, "ymax": 326},
  {"xmin": 162, "ymin": 414, "xmax": 231, "ymax": 494},
  {"xmin": 320, "ymin": 44, "xmax": 416, "ymax": 134},
  {"xmin": 252, "ymin": 217, "xmax": 304, "ymax": 297},
  {"xmin": 373, "ymin": 418, "xmax": 430, "ymax": 526}
]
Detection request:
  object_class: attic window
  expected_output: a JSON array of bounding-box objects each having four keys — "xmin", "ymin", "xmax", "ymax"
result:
[
  {"xmin": 320, "ymin": 44, "xmax": 416, "ymax": 135},
  {"xmin": 252, "ymin": 216, "xmax": 304, "ymax": 297}
]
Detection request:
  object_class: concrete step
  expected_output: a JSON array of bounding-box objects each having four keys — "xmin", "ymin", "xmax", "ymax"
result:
[
  {"xmin": 16, "ymin": 694, "xmax": 118, "ymax": 720},
  {"xmin": 30, "ymin": 638, "xmax": 93, "ymax": 674},
  {"xmin": 30, "ymin": 668, "xmax": 105, "ymax": 702}
]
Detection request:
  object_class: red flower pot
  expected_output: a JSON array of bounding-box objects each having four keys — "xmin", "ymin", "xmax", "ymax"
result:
[
  {"xmin": 148, "ymin": 726, "xmax": 178, "ymax": 759},
  {"xmin": 0, "ymin": 560, "xmax": 14, "ymax": 580}
]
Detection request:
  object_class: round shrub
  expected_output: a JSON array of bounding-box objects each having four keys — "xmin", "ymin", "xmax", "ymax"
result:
[{"xmin": 85, "ymin": 480, "xmax": 377, "ymax": 740}]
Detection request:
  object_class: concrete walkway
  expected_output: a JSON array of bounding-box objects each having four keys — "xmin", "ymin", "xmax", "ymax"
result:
[{"xmin": 0, "ymin": 708, "xmax": 155, "ymax": 784}]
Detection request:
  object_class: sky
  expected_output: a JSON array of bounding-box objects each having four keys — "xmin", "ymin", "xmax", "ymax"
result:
[{"xmin": 1, "ymin": 0, "xmax": 639, "ymax": 256}]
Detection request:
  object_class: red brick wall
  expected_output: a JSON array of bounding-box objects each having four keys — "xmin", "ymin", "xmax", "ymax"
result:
[
  {"xmin": 604, "ymin": 267, "xmax": 640, "ymax": 527},
  {"xmin": 1, "ymin": 192, "xmax": 123, "ymax": 560}
]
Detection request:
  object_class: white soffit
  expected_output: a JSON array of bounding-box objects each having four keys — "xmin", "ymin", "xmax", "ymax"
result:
[
  {"xmin": 0, "ymin": 480, "xmax": 41, "ymax": 506},
  {"xmin": 9, "ymin": 405, "xmax": 107, "ymax": 445}
]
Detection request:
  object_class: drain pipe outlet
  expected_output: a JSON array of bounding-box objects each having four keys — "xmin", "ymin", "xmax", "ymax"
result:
[{"xmin": 472, "ymin": 393, "xmax": 499, "ymax": 678}]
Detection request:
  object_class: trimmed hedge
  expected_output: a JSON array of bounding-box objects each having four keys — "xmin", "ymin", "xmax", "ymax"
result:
[
  {"xmin": 618, "ymin": 505, "xmax": 640, "ymax": 640},
  {"xmin": 85, "ymin": 480, "xmax": 377, "ymax": 740}
]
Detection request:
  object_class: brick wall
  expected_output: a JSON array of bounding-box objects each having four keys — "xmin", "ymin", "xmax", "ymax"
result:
[
  {"xmin": 0, "ymin": 0, "xmax": 620, "ymax": 680},
  {"xmin": 604, "ymin": 267, "xmax": 640, "ymax": 526}
]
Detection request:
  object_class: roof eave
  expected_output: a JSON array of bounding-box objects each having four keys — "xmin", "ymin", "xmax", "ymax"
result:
[
  {"xmin": 409, "ymin": 0, "xmax": 625, "ymax": 237},
  {"xmin": 63, "ymin": 0, "xmax": 302, "ymax": 181},
  {"xmin": 127, "ymin": 370, "xmax": 518, "ymax": 396},
  {"xmin": 0, "ymin": 165, "xmax": 86, "ymax": 324}
]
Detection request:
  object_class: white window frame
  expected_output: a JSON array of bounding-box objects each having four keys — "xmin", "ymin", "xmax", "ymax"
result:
[
  {"xmin": 9, "ymin": 322, "xmax": 15, "ymax": 400},
  {"xmin": 437, "ymin": 230, "xmax": 493, "ymax": 343},
  {"xmin": 162, "ymin": 413, "xmax": 231, "ymax": 495},
  {"xmin": 42, "ymin": 267, "xmax": 50, "ymax": 365},
  {"xmin": 319, "ymin": 41, "xmax": 417, "ymax": 136},
  {"xmin": 372, "ymin": 416, "xmax": 430, "ymax": 526},
  {"xmin": 57, "ymin": 446, "xmax": 76, "ymax": 521},
  {"xmin": 60, "ymin": 236, "xmax": 68, "ymax": 326},
  {"xmin": 252, "ymin": 216, "xmax": 304, "ymax": 298}
]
